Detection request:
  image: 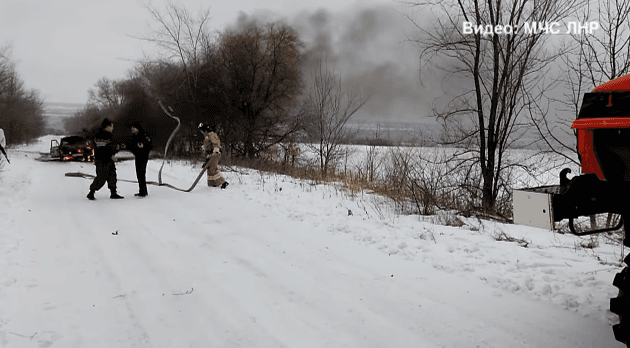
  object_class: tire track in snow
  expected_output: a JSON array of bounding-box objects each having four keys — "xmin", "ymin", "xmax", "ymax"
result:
[
  {"xmin": 113, "ymin": 186, "xmax": 364, "ymax": 347},
  {"xmin": 79, "ymin": 224, "xmax": 154, "ymax": 347},
  {"xmin": 5, "ymin": 160, "xmax": 154, "ymax": 347},
  {"xmin": 105, "ymin": 196, "xmax": 292, "ymax": 348},
  {"xmin": 187, "ymin": 193, "xmax": 457, "ymax": 347},
  {"xmin": 210, "ymin": 227, "xmax": 484, "ymax": 348}
]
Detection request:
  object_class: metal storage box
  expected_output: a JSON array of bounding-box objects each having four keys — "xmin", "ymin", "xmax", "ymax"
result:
[{"xmin": 513, "ymin": 187, "xmax": 556, "ymax": 230}]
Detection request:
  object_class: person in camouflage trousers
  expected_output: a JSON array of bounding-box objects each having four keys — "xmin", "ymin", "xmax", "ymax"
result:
[
  {"xmin": 198, "ymin": 123, "xmax": 228, "ymax": 189},
  {"xmin": 87, "ymin": 118, "xmax": 123, "ymax": 200}
]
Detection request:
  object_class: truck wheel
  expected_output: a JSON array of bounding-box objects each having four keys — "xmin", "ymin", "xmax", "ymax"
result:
[{"xmin": 611, "ymin": 253, "xmax": 630, "ymax": 347}]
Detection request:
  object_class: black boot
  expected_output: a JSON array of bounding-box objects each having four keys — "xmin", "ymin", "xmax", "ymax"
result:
[
  {"xmin": 134, "ymin": 192, "xmax": 148, "ymax": 197},
  {"xmin": 220, "ymin": 182, "xmax": 229, "ymax": 190},
  {"xmin": 87, "ymin": 190, "xmax": 96, "ymax": 200},
  {"xmin": 110, "ymin": 191, "xmax": 124, "ymax": 199}
]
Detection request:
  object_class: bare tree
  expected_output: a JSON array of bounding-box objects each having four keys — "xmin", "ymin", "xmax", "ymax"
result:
[
  {"xmin": 533, "ymin": 0, "xmax": 630, "ymax": 164},
  {"xmin": 0, "ymin": 43, "xmax": 45, "ymax": 146},
  {"xmin": 363, "ymin": 124, "xmax": 385, "ymax": 183},
  {"xmin": 63, "ymin": 105, "xmax": 104, "ymax": 136},
  {"xmin": 405, "ymin": 0, "xmax": 582, "ymax": 214},
  {"xmin": 133, "ymin": 1, "xmax": 215, "ymax": 153},
  {"xmin": 304, "ymin": 56, "xmax": 371, "ymax": 176},
  {"xmin": 578, "ymin": 0, "xmax": 630, "ymax": 83},
  {"xmin": 88, "ymin": 77, "xmax": 129, "ymax": 111},
  {"xmin": 135, "ymin": 1, "xmax": 212, "ymax": 104},
  {"xmin": 0, "ymin": 44, "xmax": 15, "ymax": 98},
  {"xmin": 217, "ymin": 23, "xmax": 305, "ymax": 157}
]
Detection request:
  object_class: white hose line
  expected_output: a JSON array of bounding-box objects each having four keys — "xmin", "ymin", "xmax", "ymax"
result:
[{"xmin": 155, "ymin": 99, "xmax": 180, "ymax": 186}]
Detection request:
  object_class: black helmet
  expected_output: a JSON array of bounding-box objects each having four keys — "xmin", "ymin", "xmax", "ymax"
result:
[
  {"xmin": 129, "ymin": 122, "xmax": 143, "ymax": 131},
  {"xmin": 101, "ymin": 118, "xmax": 113, "ymax": 129},
  {"xmin": 198, "ymin": 122, "xmax": 212, "ymax": 132}
]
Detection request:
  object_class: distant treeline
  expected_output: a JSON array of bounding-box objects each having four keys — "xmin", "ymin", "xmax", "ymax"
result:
[{"xmin": 0, "ymin": 45, "xmax": 46, "ymax": 146}]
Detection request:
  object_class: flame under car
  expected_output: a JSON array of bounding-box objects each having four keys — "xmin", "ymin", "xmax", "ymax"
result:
[{"xmin": 50, "ymin": 136, "xmax": 94, "ymax": 162}]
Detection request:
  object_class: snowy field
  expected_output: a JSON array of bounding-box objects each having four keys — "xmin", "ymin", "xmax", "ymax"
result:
[
  {"xmin": 293, "ymin": 142, "xmax": 581, "ymax": 190},
  {"xmin": 0, "ymin": 135, "xmax": 625, "ymax": 347}
]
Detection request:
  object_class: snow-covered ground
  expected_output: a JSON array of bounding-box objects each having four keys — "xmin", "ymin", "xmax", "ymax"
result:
[{"xmin": 0, "ymin": 135, "xmax": 625, "ymax": 347}]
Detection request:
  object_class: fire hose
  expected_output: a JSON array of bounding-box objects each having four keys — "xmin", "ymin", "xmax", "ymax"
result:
[{"xmin": 65, "ymin": 98, "xmax": 211, "ymax": 192}]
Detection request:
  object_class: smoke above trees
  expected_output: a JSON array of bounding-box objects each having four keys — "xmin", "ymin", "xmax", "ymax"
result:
[{"xmin": 229, "ymin": 5, "xmax": 441, "ymax": 125}]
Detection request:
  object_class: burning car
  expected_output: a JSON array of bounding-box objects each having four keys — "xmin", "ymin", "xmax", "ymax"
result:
[{"xmin": 50, "ymin": 136, "xmax": 94, "ymax": 162}]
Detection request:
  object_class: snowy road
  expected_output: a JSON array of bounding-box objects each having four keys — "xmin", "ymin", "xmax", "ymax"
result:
[{"xmin": 0, "ymin": 138, "xmax": 624, "ymax": 347}]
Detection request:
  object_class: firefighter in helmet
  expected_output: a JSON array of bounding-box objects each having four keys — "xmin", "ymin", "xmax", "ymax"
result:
[{"xmin": 198, "ymin": 122, "xmax": 228, "ymax": 189}]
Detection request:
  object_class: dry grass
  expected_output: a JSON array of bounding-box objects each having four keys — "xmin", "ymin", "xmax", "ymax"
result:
[
  {"xmin": 169, "ymin": 142, "xmax": 520, "ymax": 225},
  {"xmin": 170, "ymin": 149, "xmax": 628, "ymax": 253},
  {"xmin": 492, "ymin": 230, "xmax": 531, "ymax": 248},
  {"xmin": 217, "ymin": 150, "xmax": 477, "ymax": 222}
]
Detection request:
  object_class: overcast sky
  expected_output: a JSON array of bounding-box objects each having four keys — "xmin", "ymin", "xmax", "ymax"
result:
[{"xmin": 0, "ymin": 0, "xmax": 442, "ymax": 124}]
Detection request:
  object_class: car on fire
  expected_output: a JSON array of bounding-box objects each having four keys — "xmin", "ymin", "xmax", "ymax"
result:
[{"xmin": 50, "ymin": 136, "xmax": 94, "ymax": 162}]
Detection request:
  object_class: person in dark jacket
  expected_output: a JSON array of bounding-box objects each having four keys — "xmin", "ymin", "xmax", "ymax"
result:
[
  {"xmin": 128, "ymin": 122, "xmax": 152, "ymax": 197},
  {"xmin": 87, "ymin": 118, "xmax": 123, "ymax": 200}
]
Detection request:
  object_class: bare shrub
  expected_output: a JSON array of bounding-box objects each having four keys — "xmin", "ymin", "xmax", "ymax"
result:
[
  {"xmin": 578, "ymin": 235, "xmax": 600, "ymax": 249},
  {"xmin": 409, "ymin": 148, "xmax": 454, "ymax": 215},
  {"xmin": 382, "ymin": 146, "xmax": 416, "ymax": 215},
  {"xmin": 492, "ymin": 230, "xmax": 530, "ymax": 248},
  {"xmin": 362, "ymin": 144, "xmax": 382, "ymax": 183},
  {"xmin": 417, "ymin": 227, "xmax": 437, "ymax": 244},
  {"xmin": 303, "ymin": 55, "xmax": 370, "ymax": 175},
  {"xmin": 428, "ymin": 210, "xmax": 464, "ymax": 227}
]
